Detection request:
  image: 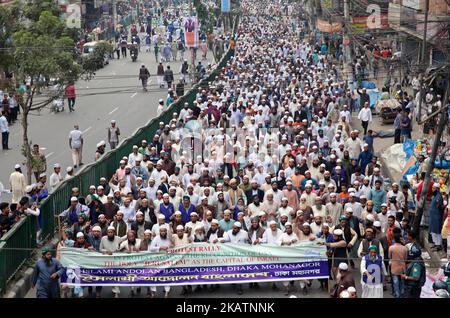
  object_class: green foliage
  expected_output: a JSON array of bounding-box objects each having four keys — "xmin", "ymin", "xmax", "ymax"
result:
[
  {"xmin": 0, "ymin": 3, "xmax": 21, "ymax": 72},
  {"xmin": 81, "ymin": 42, "xmax": 113, "ymax": 76},
  {"xmin": 22, "ymin": 0, "xmax": 60, "ymax": 22}
]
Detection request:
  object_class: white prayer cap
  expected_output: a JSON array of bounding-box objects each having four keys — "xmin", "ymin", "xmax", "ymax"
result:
[
  {"xmin": 211, "ymin": 219, "xmax": 219, "ymax": 225},
  {"xmin": 347, "ymin": 286, "xmax": 356, "ymax": 293},
  {"xmin": 14, "ymin": 164, "xmax": 20, "ymax": 169},
  {"xmin": 66, "ymin": 166, "xmax": 73, "ymax": 172},
  {"xmin": 111, "ymin": 120, "xmax": 116, "ymax": 124},
  {"xmin": 25, "ymin": 185, "xmax": 34, "ymax": 193},
  {"xmin": 92, "ymin": 226, "xmax": 101, "ymax": 232},
  {"xmin": 302, "ymin": 222, "xmax": 310, "ymax": 227},
  {"xmin": 373, "ymin": 221, "xmax": 382, "ymax": 227},
  {"xmin": 119, "ymin": 160, "xmax": 126, "ymax": 164},
  {"xmin": 346, "ymin": 207, "xmax": 353, "ymax": 213},
  {"xmin": 190, "ymin": 212, "xmax": 198, "ymax": 217},
  {"xmin": 330, "ymin": 192, "xmax": 337, "ymax": 197},
  {"xmin": 285, "ymin": 222, "xmax": 292, "ymax": 226},
  {"xmin": 282, "ymin": 197, "xmax": 289, "ymax": 201},
  {"xmin": 433, "ymin": 183, "xmax": 440, "ymax": 188},
  {"xmin": 116, "ymin": 210, "xmax": 124, "ymax": 215},
  {"xmin": 305, "ymin": 183, "xmax": 312, "ymax": 188},
  {"xmin": 366, "ymin": 214, "xmax": 375, "ymax": 221},
  {"xmin": 338, "ymin": 262, "xmax": 349, "ymax": 271},
  {"xmin": 174, "ymin": 211, "xmax": 182, "ymax": 216},
  {"xmin": 176, "ymin": 225, "xmax": 184, "ymax": 230},
  {"xmin": 89, "ymin": 185, "xmax": 96, "ymax": 189},
  {"xmin": 381, "ymin": 203, "xmax": 388, "ymax": 207},
  {"xmin": 144, "ymin": 229, "xmax": 152, "ymax": 234},
  {"xmin": 76, "ymin": 232, "xmax": 84, "ymax": 238},
  {"xmin": 70, "ymin": 196, "xmax": 78, "ymax": 201},
  {"xmin": 268, "ymin": 220, "xmax": 277, "ymax": 226},
  {"xmin": 363, "ymin": 143, "xmax": 369, "ymax": 147},
  {"xmin": 322, "ymin": 223, "xmax": 329, "ymax": 228},
  {"xmin": 157, "ymin": 214, "xmax": 166, "ymax": 220},
  {"xmin": 340, "ymin": 291, "xmax": 350, "ymax": 298},
  {"xmin": 53, "ymin": 163, "xmax": 61, "ymax": 168},
  {"xmin": 233, "ymin": 221, "xmax": 242, "ymax": 228},
  {"xmin": 136, "ymin": 211, "xmax": 144, "ymax": 216},
  {"xmin": 97, "ymin": 186, "xmax": 104, "ymax": 190},
  {"xmin": 107, "ymin": 226, "xmax": 116, "ymax": 231},
  {"xmin": 333, "ymin": 229, "xmax": 343, "ymax": 236},
  {"xmin": 374, "ymin": 167, "xmax": 380, "ymax": 172}
]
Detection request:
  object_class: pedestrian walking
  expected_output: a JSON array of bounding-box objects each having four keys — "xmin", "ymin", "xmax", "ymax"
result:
[
  {"xmin": 154, "ymin": 42, "xmax": 160, "ymax": 62},
  {"xmin": 429, "ymin": 183, "xmax": 444, "ymax": 252},
  {"xmin": 156, "ymin": 62, "xmax": 165, "ymax": 88},
  {"xmin": 31, "ymin": 144, "xmax": 47, "ymax": 182},
  {"xmin": 139, "ymin": 64, "xmax": 150, "ymax": 91},
  {"xmin": 9, "ymin": 164, "xmax": 26, "ymax": 203},
  {"xmin": 32, "ymin": 247, "xmax": 64, "ymax": 298},
  {"xmin": 65, "ymin": 82, "xmax": 76, "ymax": 112},
  {"xmin": 0, "ymin": 110, "xmax": 9, "ymax": 150},
  {"xmin": 120, "ymin": 37, "xmax": 128, "ymax": 58},
  {"xmin": 69, "ymin": 125, "xmax": 83, "ymax": 169},
  {"xmin": 357, "ymin": 102, "xmax": 372, "ymax": 135},
  {"xmin": 107, "ymin": 120, "xmax": 120, "ymax": 150},
  {"xmin": 180, "ymin": 59, "xmax": 189, "ymax": 84},
  {"xmin": 175, "ymin": 77, "xmax": 185, "ymax": 97},
  {"xmin": 360, "ymin": 245, "xmax": 387, "ymax": 298},
  {"xmin": 115, "ymin": 41, "xmax": 121, "ymax": 59},
  {"xmin": 164, "ymin": 65, "xmax": 174, "ymax": 90}
]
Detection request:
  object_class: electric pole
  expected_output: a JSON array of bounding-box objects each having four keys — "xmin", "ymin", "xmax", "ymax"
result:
[
  {"xmin": 416, "ymin": 0, "xmax": 430, "ymax": 123},
  {"xmin": 112, "ymin": 0, "xmax": 117, "ymax": 39},
  {"xmin": 343, "ymin": 0, "xmax": 354, "ymax": 90}
]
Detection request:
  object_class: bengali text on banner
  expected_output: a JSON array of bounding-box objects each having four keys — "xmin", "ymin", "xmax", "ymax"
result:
[{"xmin": 59, "ymin": 242, "xmax": 328, "ymax": 286}]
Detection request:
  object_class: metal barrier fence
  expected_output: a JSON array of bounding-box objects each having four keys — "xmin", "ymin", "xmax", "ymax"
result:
[
  {"xmin": 0, "ymin": 16, "xmax": 238, "ymax": 295},
  {"xmin": 0, "ymin": 217, "xmax": 37, "ymax": 294}
]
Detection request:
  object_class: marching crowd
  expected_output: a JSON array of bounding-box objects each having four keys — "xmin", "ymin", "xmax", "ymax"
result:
[{"xmin": 28, "ymin": 0, "xmax": 450, "ymax": 299}]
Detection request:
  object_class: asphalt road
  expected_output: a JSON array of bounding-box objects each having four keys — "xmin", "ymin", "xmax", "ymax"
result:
[{"xmin": 0, "ymin": 47, "xmax": 213, "ymax": 192}]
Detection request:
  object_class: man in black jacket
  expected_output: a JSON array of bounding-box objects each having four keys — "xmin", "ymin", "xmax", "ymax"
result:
[
  {"xmin": 206, "ymin": 219, "xmax": 224, "ymax": 243},
  {"xmin": 130, "ymin": 211, "xmax": 152, "ymax": 240},
  {"xmin": 164, "ymin": 65, "xmax": 174, "ymax": 89},
  {"xmin": 245, "ymin": 180, "xmax": 264, "ymax": 204}
]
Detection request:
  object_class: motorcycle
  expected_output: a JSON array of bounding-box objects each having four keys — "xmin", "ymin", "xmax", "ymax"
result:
[
  {"xmin": 131, "ymin": 51, "xmax": 138, "ymax": 62},
  {"xmin": 51, "ymin": 97, "xmax": 65, "ymax": 113}
]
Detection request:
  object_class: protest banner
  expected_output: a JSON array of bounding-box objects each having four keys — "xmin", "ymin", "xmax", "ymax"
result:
[{"xmin": 60, "ymin": 242, "xmax": 328, "ymax": 286}]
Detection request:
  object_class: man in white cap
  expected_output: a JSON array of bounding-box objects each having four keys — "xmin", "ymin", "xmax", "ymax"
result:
[
  {"xmin": 262, "ymin": 220, "xmax": 283, "ymax": 244},
  {"xmin": 49, "ymin": 163, "xmax": 63, "ymax": 191},
  {"xmin": 9, "ymin": 164, "xmax": 26, "ymax": 203},
  {"xmin": 223, "ymin": 221, "xmax": 248, "ymax": 244},
  {"xmin": 151, "ymin": 214, "xmax": 167, "ymax": 238},
  {"xmin": 278, "ymin": 222, "xmax": 299, "ymax": 295},
  {"xmin": 149, "ymin": 224, "xmax": 172, "ymax": 297},
  {"xmin": 172, "ymin": 224, "xmax": 190, "ymax": 246},
  {"xmin": 326, "ymin": 193, "xmax": 343, "ymax": 226},
  {"xmin": 65, "ymin": 166, "xmax": 74, "ymax": 180},
  {"xmin": 107, "ymin": 120, "xmax": 120, "ymax": 150},
  {"xmin": 130, "ymin": 211, "xmax": 152, "ymax": 239},
  {"xmin": 331, "ymin": 262, "xmax": 356, "ymax": 298},
  {"xmin": 387, "ymin": 182, "xmax": 405, "ymax": 213},
  {"xmin": 206, "ymin": 219, "xmax": 224, "ymax": 243}
]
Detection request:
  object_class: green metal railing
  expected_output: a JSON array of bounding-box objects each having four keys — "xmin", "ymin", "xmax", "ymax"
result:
[
  {"xmin": 0, "ymin": 15, "xmax": 238, "ymax": 295},
  {"xmin": 0, "ymin": 217, "xmax": 37, "ymax": 294}
]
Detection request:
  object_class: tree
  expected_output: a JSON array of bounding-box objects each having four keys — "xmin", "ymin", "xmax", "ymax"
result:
[
  {"xmin": 0, "ymin": 2, "xmax": 21, "ymax": 80},
  {"xmin": 13, "ymin": 10, "xmax": 82, "ymax": 184}
]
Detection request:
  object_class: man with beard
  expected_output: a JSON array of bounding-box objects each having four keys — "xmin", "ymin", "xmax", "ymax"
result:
[
  {"xmin": 312, "ymin": 197, "xmax": 326, "ymax": 219},
  {"xmin": 248, "ymin": 216, "xmax": 265, "ymax": 245},
  {"xmin": 262, "ymin": 220, "xmax": 283, "ymax": 244},
  {"xmin": 228, "ymin": 178, "xmax": 245, "ymax": 206},
  {"xmin": 282, "ymin": 181, "xmax": 299, "ymax": 210},
  {"xmin": 344, "ymin": 193, "xmax": 363, "ymax": 219},
  {"xmin": 149, "ymin": 225, "xmax": 172, "ymax": 298},
  {"xmin": 151, "ymin": 214, "xmax": 168, "ymax": 238},
  {"xmin": 360, "ymin": 245, "xmax": 387, "ymax": 298},
  {"xmin": 331, "ymin": 262, "xmax": 356, "ymax": 298},
  {"xmin": 310, "ymin": 215, "xmax": 323, "ymax": 235},
  {"xmin": 159, "ymin": 193, "xmax": 175, "ymax": 223},
  {"xmin": 193, "ymin": 226, "xmax": 207, "ymax": 242},
  {"xmin": 130, "ymin": 211, "xmax": 152, "ymax": 240},
  {"xmin": 207, "ymin": 219, "xmax": 224, "ymax": 243},
  {"xmin": 100, "ymin": 226, "xmax": 122, "ymax": 254},
  {"xmin": 94, "ymin": 214, "xmax": 109, "ymax": 236},
  {"xmin": 223, "ymin": 221, "xmax": 248, "ymax": 295},
  {"xmin": 278, "ymin": 222, "xmax": 298, "ymax": 295},
  {"xmin": 214, "ymin": 191, "xmax": 231, "ymax": 220},
  {"xmin": 332, "ymin": 216, "xmax": 358, "ymax": 269},
  {"xmin": 245, "ymin": 180, "xmax": 264, "ymax": 203},
  {"xmin": 326, "ymin": 193, "xmax": 343, "ymax": 226},
  {"xmin": 185, "ymin": 212, "xmax": 204, "ymax": 235},
  {"xmin": 345, "ymin": 130, "xmax": 363, "ymax": 160},
  {"xmin": 358, "ymin": 227, "xmax": 384, "ymax": 258},
  {"xmin": 32, "ymin": 247, "xmax": 65, "ymax": 298},
  {"xmin": 110, "ymin": 210, "xmax": 127, "ymax": 238}
]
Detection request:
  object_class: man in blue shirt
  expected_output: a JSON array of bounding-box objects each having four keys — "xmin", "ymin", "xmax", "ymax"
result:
[
  {"xmin": 368, "ymin": 180, "xmax": 387, "ymax": 213},
  {"xmin": 358, "ymin": 143, "xmax": 373, "ymax": 175}
]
